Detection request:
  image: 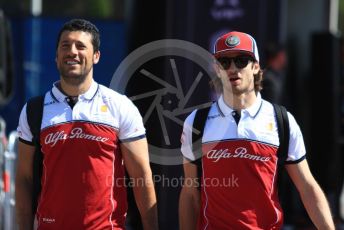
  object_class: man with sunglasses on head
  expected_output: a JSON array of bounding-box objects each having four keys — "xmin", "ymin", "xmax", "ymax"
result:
[{"xmin": 179, "ymin": 31, "xmax": 334, "ymax": 229}]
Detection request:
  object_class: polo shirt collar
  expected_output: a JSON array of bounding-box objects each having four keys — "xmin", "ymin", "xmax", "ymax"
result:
[
  {"xmin": 245, "ymin": 93, "xmax": 262, "ymax": 117},
  {"xmin": 217, "ymin": 95, "xmax": 234, "ymax": 117},
  {"xmin": 51, "ymin": 80, "xmax": 99, "ymax": 102},
  {"xmin": 80, "ymin": 80, "xmax": 99, "ymax": 100},
  {"xmin": 217, "ymin": 93, "xmax": 262, "ymax": 117}
]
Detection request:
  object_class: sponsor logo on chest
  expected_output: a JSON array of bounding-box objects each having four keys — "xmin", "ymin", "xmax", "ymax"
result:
[
  {"xmin": 206, "ymin": 147, "xmax": 271, "ymax": 163},
  {"xmin": 44, "ymin": 127, "xmax": 110, "ymax": 147}
]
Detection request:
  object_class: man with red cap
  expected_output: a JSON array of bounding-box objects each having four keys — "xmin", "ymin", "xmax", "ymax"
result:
[{"xmin": 179, "ymin": 31, "xmax": 334, "ymax": 229}]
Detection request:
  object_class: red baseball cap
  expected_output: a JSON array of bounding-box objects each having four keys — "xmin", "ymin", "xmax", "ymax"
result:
[{"xmin": 213, "ymin": 31, "xmax": 260, "ymax": 62}]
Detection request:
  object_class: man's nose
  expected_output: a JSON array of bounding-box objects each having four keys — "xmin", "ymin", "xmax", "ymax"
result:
[
  {"xmin": 227, "ymin": 60, "xmax": 238, "ymax": 72},
  {"xmin": 229, "ymin": 60, "xmax": 238, "ymax": 69},
  {"xmin": 67, "ymin": 44, "xmax": 78, "ymax": 55}
]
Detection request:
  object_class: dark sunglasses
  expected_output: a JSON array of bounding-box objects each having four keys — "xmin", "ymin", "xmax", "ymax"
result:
[{"xmin": 216, "ymin": 56, "xmax": 255, "ymax": 69}]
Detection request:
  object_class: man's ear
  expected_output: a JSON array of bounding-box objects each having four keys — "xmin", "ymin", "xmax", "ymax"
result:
[
  {"xmin": 252, "ymin": 62, "xmax": 260, "ymax": 74},
  {"xmin": 93, "ymin": 51, "xmax": 100, "ymax": 64}
]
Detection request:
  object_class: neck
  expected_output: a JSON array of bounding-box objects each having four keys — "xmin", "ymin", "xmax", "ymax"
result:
[
  {"xmin": 59, "ymin": 77, "xmax": 93, "ymax": 97},
  {"xmin": 222, "ymin": 89, "xmax": 257, "ymax": 111}
]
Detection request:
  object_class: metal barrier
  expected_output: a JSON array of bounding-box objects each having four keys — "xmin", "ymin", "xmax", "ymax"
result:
[
  {"xmin": 0, "ymin": 117, "xmax": 7, "ymax": 230},
  {"xmin": 3, "ymin": 131, "xmax": 18, "ymax": 230}
]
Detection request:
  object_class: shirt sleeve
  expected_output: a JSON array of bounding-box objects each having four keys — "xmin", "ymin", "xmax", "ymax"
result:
[
  {"xmin": 286, "ymin": 112, "xmax": 306, "ymax": 163},
  {"xmin": 118, "ymin": 95, "xmax": 146, "ymax": 142},
  {"xmin": 17, "ymin": 103, "xmax": 34, "ymax": 145},
  {"xmin": 180, "ymin": 110, "xmax": 197, "ymax": 161}
]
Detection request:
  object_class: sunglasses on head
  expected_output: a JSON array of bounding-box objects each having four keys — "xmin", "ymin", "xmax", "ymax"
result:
[{"xmin": 216, "ymin": 56, "xmax": 255, "ymax": 69}]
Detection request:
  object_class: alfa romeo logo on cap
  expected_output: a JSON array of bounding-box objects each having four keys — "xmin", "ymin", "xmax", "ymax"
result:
[{"xmin": 225, "ymin": 35, "xmax": 240, "ymax": 47}]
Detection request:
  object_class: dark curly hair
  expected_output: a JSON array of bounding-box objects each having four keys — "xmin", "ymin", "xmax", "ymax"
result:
[{"xmin": 56, "ymin": 19, "xmax": 100, "ymax": 53}]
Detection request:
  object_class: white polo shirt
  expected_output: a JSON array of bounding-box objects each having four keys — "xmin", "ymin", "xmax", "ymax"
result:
[
  {"xmin": 18, "ymin": 81, "xmax": 145, "ymax": 143},
  {"xmin": 181, "ymin": 93, "xmax": 306, "ymax": 162}
]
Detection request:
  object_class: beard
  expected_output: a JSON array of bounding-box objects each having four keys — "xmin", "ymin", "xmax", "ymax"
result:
[
  {"xmin": 59, "ymin": 65, "xmax": 92, "ymax": 86},
  {"xmin": 231, "ymin": 86, "xmax": 255, "ymax": 96}
]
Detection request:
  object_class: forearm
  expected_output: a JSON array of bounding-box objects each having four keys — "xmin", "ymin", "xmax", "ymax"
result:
[
  {"xmin": 120, "ymin": 139, "xmax": 158, "ymax": 229},
  {"xmin": 132, "ymin": 174, "xmax": 158, "ymax": 230},
  {"xmin": 179, "ymin": 188, "xmax": 200, "ymax": 230},
  {"xmin": 300, "ymin": 183, "xmax": 335, "ymax": 230},
  {"xmin": 15, "ymin": 177, "xmax": 34, "ymax": 230}
]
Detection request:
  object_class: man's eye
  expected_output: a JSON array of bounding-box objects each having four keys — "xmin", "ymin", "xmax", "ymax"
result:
[{"xmin": 77, "ymin": 45, "xmax": 86, "ymax": 49}]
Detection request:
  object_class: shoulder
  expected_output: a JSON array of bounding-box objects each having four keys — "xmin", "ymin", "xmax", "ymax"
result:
[
  {"xmin": 96, "ymin": 85, "xmax": 144, "ymax": 126},
  {"xmin": 184, "ymin": 102, "xmax": 218, "ymax": 127},
  {"xmin": 261, "ymin": 99, "xmax": 301, "ymax": 132},
  {"xmin": 97, "ymin": 84, "xmax": 128, "ymax": 100},
  {"xmin": 97, "ymin": 84, "xmax": 135, "ymax": 107}
]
